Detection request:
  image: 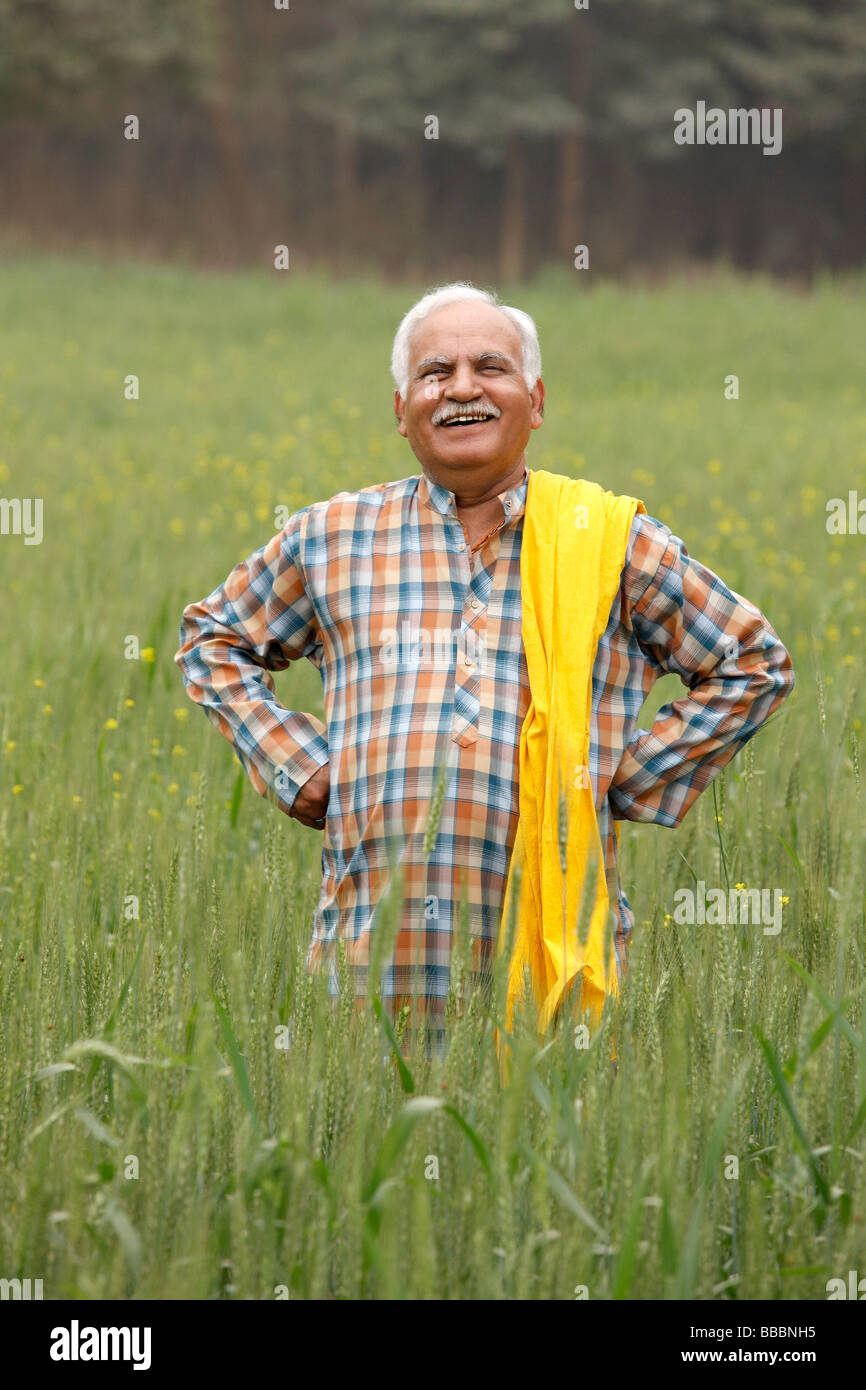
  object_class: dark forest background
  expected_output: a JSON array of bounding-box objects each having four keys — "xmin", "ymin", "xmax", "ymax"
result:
[{"xmin": 1, "ymin": 0, "xmax": 864, "ymax": 281}]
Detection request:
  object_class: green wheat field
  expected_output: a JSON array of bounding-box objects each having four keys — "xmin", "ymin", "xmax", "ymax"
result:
[{"xmin": 1, "ymin": 257, "xmax": 864, "ymax": 1299}]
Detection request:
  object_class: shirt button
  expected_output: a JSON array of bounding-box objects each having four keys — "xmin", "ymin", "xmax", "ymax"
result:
[
  {"xmin": 505, "ymin": 500, "xmax": 512, "ymax": 510},
  {"xmin": 470, "ymin": 597, "xmax": 480, "ymax": 610},
  {"xmin": 457, "ymin": 543, "xmax": 466, "ymax": 552},
  {"xmin": 463, "ymin": 657, "xmax": 474, "ymax": 668}
]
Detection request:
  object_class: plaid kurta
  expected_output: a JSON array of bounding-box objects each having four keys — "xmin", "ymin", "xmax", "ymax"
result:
[{"xmin": 174, "ymin": 465, "xmax": 795, "ymax": 1022}]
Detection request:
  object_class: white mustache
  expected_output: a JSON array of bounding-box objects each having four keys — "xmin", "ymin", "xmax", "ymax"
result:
[{"xmin": 432, "ymin": 403, "xmax": 501, "ymax": 425}]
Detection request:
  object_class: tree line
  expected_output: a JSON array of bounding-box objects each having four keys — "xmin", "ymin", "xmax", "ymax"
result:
[{"xmin": 0, "ymin": 0, "xmax": 863, "ymax": 279}]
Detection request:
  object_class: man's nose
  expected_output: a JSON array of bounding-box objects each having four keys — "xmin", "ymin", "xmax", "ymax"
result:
[{"xmin": 445, "ymin": 362, "xmax": 483, "ymax": 398}]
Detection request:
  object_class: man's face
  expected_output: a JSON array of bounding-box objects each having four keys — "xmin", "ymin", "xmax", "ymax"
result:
[{"xmin": 394, "ymin": 301, "xmax": 544, "ymax": 483}]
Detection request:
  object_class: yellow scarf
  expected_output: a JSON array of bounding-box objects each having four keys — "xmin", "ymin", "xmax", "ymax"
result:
[{"xmin": 496, "ymin": 470, "xmax": 645, "ymax": 1066}]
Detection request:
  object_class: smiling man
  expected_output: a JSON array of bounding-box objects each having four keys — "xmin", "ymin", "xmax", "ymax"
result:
[{"xmin": 174, "ymin": 282, "xmax": 794, "ymax": 1044}]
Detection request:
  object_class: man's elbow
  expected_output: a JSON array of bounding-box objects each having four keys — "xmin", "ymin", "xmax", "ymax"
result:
[
  {"xmin": 751, "ymin": 638, "xmax": 795, "ymax": 718},
  {"xmin": 174, "ymin": 612, "xmax": 191, "ymax": 671},
  {"xmin": 773, "ymin": 642, "xmax": 796, "ymax": 704},
  {"xmin": 174, "ymin": 601, "xmax": 209, "ymax": 689}
]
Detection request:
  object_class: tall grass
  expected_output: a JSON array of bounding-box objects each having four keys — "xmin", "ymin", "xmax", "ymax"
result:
[{"xmin": 0, "ymin": 257, "xmax": 864, "ymax": 1298}]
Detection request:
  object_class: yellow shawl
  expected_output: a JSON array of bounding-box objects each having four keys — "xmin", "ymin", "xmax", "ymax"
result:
[{"xmin": 496, "ymin": 469, "xmax": 645, "ymax": 1064}]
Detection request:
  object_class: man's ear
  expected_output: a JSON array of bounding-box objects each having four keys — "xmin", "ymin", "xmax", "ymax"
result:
[
  {"xmin": 394, "ymin": 388, "xmax": 408, "ymax": 437},
  {"xmin": 529, "ymin": 377, "xmax": 545, "ymax": 430}
]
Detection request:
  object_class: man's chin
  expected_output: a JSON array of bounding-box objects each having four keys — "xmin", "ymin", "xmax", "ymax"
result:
[{"xmin": 426, "ymin": 449, "xmax": 495, "ymax": 472}]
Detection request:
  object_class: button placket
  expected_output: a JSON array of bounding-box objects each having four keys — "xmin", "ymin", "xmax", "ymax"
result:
[
  {"xmin": 452, "ymin": 605, "xmax": 482, "ymax": 746},
  {"xmin": 443, "ymin": 516, "xmax": 477, "ymax": 745}
]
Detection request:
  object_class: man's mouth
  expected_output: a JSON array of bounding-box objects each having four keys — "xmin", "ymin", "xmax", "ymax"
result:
[{"xmin": 439, "ymin": 411, "xmax": 498, "ymax": 428}]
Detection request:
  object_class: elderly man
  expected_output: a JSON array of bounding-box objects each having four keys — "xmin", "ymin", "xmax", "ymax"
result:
[{"xmin": 174, "ymin": 283, "xmax": 794, "ymax": 1044}]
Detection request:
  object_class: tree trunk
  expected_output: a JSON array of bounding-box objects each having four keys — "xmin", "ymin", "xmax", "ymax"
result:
[
  {"xmin": 203, "ymin": 0, "xmax": 256, "ymax": 260},
  {"xmin": 555, "ymin": 22, "xmax": 589, "ymax": 265},
  {"xmin": 397, "ymin": 138, "xmax": 427, "ymax": 278},
  {"xmin": 333, "ymin": 111, "xmax": 360, "ymax": 276},
  {"xmin": 604, "ymin": 151, "xmax": 641, "ymax": 272},
  {"xmin": 841, "ymin": 152, "xmax": 865, "ymax": 269},
  {"xmin": 499, "ymin": 133, "xmax": 527, "ymax": 283}
]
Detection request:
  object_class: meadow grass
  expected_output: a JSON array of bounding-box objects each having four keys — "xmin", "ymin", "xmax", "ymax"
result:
[{"xmin": 0, "ymin": 256, "xmax": 864, "ymax": 1299}]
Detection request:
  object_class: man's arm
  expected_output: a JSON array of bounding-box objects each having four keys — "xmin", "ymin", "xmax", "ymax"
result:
[
  {"xmin": 173, "ymin": 509, "xmax": 330, "ymax": 819},
  {"xmin": 608, "ymin": 513, "xmax": 795, "ymax": 826}
]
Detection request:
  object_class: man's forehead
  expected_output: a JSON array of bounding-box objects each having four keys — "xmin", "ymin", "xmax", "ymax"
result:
[{"xmin": 409, "ymin": 303, "xmax": 520, "ymax": 364}]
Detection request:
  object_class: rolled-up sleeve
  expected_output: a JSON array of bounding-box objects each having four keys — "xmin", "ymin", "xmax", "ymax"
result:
[
  {"xmin": 174, "ymin": 509, "xmax": 329, "ymax": 814},
  {"xmin": 608, "ymin": 516, "xmax": 795, "ymax": 826}
]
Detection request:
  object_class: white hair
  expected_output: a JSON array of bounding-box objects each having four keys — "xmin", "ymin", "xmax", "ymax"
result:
[{"xmin": 390, "ymin": 281, "xmax": 541, "ymax": 399}]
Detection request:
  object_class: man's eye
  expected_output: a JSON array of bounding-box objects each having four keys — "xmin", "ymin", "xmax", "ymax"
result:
[{"xmin": 483, "ymin": 366, "xmax": 504, "ymax": 372}]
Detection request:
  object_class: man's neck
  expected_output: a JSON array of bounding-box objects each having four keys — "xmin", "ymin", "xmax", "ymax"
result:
[
  {"xmin": 425, "ymin": 458, "xmax": 526, "ymax": 512},
  {"xmin": 423, "ymin": 458, "xmax": 527, "ymax": 549}
]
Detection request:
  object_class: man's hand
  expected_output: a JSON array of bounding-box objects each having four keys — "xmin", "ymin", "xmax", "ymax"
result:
[{"xmin": 289, "ymin": 763, "xmax": 330, "ymax": 830}]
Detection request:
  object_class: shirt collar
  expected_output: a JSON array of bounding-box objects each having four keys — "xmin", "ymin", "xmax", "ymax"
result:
[{"xmin": 417, "ymin": 464, "xmax": 529, "ymax": 525}]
